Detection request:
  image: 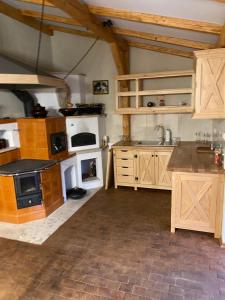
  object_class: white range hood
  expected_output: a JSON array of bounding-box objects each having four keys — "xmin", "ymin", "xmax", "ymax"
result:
[
  {"xmin": 0, "ymin": 73, "xmax": 66, "ymax": 89},
  {"xmin": 0, "ymin": 55, "xmax": 66, "ymax": 89}
]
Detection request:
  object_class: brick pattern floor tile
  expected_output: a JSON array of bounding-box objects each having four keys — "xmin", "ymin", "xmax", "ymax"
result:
[{"xmin": 0, "ymin": 188, "xmax": 224, "ymax": 299}]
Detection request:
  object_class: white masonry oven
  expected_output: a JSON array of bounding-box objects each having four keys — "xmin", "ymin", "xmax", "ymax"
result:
[{"xmin": 66, "ymin": 115, "xmax": 105, "ymax": 152}]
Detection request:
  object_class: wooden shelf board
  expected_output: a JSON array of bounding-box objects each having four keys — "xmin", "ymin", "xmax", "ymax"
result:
[
  {"xmin": 0, "ymin": 119, "xmax": 16, "ymax": 124},
  {"xmin": 117, "ymin": 91, "xmax": 136, "ymax": 96},
  {"xmin": 0, "ymin": 147, "xmax": 18, "ymax": 154},
  {"xmin": 116, "ymin": 70, "xmax": 194, "ymax": 80},
  {"xmin": 116, "ymin": 106, "xmax": 194, "ymax": 114},
  {"xmin": 138, "ymin": 88, "xmax": 192, "ymax": 96},
  {"xmin": 117, "ymin": 88, "xmax": 192, "ymax": 96}
]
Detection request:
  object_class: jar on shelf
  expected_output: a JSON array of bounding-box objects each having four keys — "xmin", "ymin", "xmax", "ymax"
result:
[{"xmin": 159, "ymin": 96, "xmax": 165, "ymax": 106}]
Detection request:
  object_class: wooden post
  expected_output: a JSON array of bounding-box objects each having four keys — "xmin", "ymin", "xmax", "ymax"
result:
[
  {"xmin": 122, "ymin": 48, "xmax": 130, "ymax": 140},
  {"xmin": 218, "ymin": 23, "xmax": 225, "ymax": 47}
]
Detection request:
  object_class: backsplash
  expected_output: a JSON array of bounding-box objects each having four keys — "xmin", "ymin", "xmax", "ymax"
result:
[
  {"xmin": 0, "ymin": 91, "xmax": 25, "ymax": 118},
  {"xmin": 213, "ymin": 119, "xmax": 225, "ymax": 146},
  {"xmin": 130, "ymin": 114, "xmax": 213, "ymax": 142}
]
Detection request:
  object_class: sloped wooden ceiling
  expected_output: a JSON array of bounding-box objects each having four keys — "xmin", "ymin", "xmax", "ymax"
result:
[
  {"xmin": 1, "ymin": 0, "xmax": 225, "ymax": 57},
  {"xmin": 0, "ymin": 0, "xmax": 224, "ymax": 138}
]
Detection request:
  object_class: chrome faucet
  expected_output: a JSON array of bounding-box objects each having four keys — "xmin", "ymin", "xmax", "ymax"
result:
[
  {"xmin": 154, "ymin": 125, "xmax": 165, "ymax": 145},
  {"xmin": 165, "ymin": 128, "xmax": 172, "ymax": 144}
]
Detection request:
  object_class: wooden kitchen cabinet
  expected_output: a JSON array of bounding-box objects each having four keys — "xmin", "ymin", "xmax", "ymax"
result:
[
  {"xmin": 171, "ymin": 172, "xmax": 224, "ymax": 238},
  {"xmin": 193, "ymin": 48, "xmax": 225, "ymax": 119},
  {"xmin": 137, "ymin": 151, "xmax": 155, "ymax": 186},
  {"xmin": 113, "ymin": 149, "xmax": 136, "ymax": 188},
  {"xmin": 113, "ymin": 148, "xmax": 172, "ymax": 190},
  {"xmin": 41, "ymin": 164, "xmax": 64, "ymax": 215},
  {"xmin": 155, "ymin": 151, "xmax": 172, "ymax": 187}
]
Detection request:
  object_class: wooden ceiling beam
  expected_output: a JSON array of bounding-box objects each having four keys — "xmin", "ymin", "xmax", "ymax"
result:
[
  {"xmin": 47, "ymin": 0, "xmax": 128, "ymax": 75},
  {"xmin": 21, "ymin": 9, "xmax": 82, "ymax": 26},
  {"xmin": 0, "ymin": 0, "xmax": 53, "ymax": 35},
  {"xmin": 19, "ymin": 0, "xmax": 54, "ymax": 6},
  {"xmin": 50, "ymin": 25, "xmax": 212, "ymax": 57},
  {"xmin": 213, "ymin": 0, "xmax": 225, "ymax": 3},
  {"xmin": 47, "ymin": 0, "xmax": 119, "ymax": 44},
  {"xmin": 19, "ymin": 1, "xmax": 222, "ymax": 35},
  {"xmin": 114, "ymin": 27, "xmax": 215, "ymax": 50},
  {"xmin": 17, "ymin": 0, "xmax": 225, "ymax": 5},
  {"xmin": 217, "ymin": 23, "xmax": 225, "ymax": 47},
  {"xmin": 49, "ymin": 24, "xmax": 96, "ymax": 38},
  {"xmin": 128, "ymin": 40, "xmax": 194, "ymax": 59},
  {"xmin": 21, "ymin": 10, "xmax": 215, "ymax": 50},
  {"xmin": 89, "ymin": 5, "xmax": 222, "ymax": 35}
]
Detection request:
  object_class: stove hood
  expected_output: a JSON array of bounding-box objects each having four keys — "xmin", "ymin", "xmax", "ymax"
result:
[
  {"xmin": 0, "ymin": 54, "xmax": 66, "ymax": 89},
  {"xmin": 0, "ymin": 73, "xmax": 66, "ymax": 89}
]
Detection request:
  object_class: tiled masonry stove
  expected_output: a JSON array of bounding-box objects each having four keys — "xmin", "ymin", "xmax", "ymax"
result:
[{"xmin": 61, "ymin": 115, "xmax": 105, "ymax": 198}]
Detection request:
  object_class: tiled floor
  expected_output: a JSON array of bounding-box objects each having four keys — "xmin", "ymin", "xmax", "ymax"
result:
[
  {"xmin": 0, "ymin": 189, "xmax": 98, "ymax": 244},
  {"xmin": 0, "ymin": 188, "xmax": 225, "ymax": 300}
]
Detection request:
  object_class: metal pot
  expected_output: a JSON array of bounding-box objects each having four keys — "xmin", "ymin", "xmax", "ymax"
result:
[
  {"xmin": 31, "ymin": 103, "xmax": 48, "ymax": 118},
  {"xmin": 0, "ymin": 139, "xmax": 7, "ymax": 149}
]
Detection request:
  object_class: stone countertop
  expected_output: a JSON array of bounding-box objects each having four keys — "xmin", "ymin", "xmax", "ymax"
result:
[
  {"xmin": 112, "ymin": 140, "xmax": 175, "ymax": 150},
  {"xmin": 0, "ymin": 119, "xmax": 16, "ymax": 124},
  {"xmin": 0, "ymin": 159, "xmax": 57, "ymax": 176},
  {"xmin": 167, "ymin": 142, "xmax": 224, "ymax": 174},
  {"xmin": 0, "ymin": 147, "xmax": 18, "ymax": 154},
  {"xmin": 112, "ymin": 140, "xmax": 224, "ymax": 174}
]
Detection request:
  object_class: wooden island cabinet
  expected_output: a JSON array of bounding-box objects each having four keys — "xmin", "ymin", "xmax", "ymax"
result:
[
  {"xmin": 168, "ymin": 143, "xmax": 225, "ymax": 239},
  {"xmin": 113, "ymin": 143, "xmax": 173, "ymax": 190},
  {"xmin": 171, "ymin": 172, "xmax": 224, "ymax": 238}
]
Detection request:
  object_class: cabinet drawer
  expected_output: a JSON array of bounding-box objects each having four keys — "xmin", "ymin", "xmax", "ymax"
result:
[
  {"xmin": 117, "ymin": 167, "xmax": 134, "ymax": 176},
  {"xmin": 116, "ymin": 174, "xmax": 134, "ymax": 183},
  {"xmin": 115, "ymin": 150, "xmax": 134, "ymax": 159},
  {"xmin": 116, "ymin": 159, "xmax": 134, "ymax": 168}
]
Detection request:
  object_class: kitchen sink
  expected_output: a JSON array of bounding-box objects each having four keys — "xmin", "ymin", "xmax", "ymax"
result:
[{"xmin": 134, "ymin": 141, "xmax": 176, "ymax": 147}]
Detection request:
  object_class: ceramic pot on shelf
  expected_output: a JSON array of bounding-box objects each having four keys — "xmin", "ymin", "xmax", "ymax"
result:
[
  {"xmin": 0, "ymin": 139, "xmax": 7, "ymax": 149},
  {"xmin": 31, "ymin": 103, "xmax": 48, "ymax": 118}
]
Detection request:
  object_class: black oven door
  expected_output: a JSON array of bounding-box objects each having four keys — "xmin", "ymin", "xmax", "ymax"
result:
[
  {"xmin": 14, "ymin": 173, "xmax": 43, "ymax": 209},
  {"xmin": 14, "ymin": 173, "xmax": 41, "ymax": 197},
  {"xmin": 16, "ymin": 193, "xmax": 42, "ymax": 209},
  {"xmin": 51, "ymin": 132, "xmax": 67, "ymax": 154}
]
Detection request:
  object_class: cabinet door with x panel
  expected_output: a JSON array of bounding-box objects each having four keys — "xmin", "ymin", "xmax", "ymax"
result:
[
  {"xmin": 137, "ymin": 151, "xmax": 155, "ymax": 186},
  {"xmin": 171, "ymin": 172, "xmax": 224, "ymax": 238},
  {"xmin": 155, "ymin": 151, "xmax": 172, "ymax": 187},
  {"xmin": 194, "ymin": 49, "xmax": 225, "ymax": 119}
]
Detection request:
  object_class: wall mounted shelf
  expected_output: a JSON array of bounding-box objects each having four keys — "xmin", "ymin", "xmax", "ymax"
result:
[{"xmin": 116, "ymin": 70, "xmax": 194, "ymax": 115}]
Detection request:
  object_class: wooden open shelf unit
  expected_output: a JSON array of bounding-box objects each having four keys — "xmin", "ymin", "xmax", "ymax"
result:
[{"xmin": 116, "ymin": 70, "xmax": 195, "ymax": 114}]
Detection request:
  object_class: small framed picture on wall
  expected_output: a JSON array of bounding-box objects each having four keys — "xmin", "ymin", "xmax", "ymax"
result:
[{"xmin": 93, "ymin": 80, "xmax": 109, "ymax": 95}]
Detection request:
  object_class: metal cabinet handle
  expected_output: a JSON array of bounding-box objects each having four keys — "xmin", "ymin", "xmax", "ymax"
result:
[
  {"xmin": 152, "ymin": 154, "xmax": 154, "ymax": 157},
  {"xmin": 121, "ymin": 158, "xmax": 128, "ymax": 160},
  {"xmin": 122, "ymin": 174, "xmax": 129, "ymax": 176},
  {"xmin": 122, "ymin": 166, "xmax": 128, "ymax": 168},
  {"xmin": 121, "ymin": 150, "xmax": 128, "ymax": 152},
  {"xmin": 135, "ymin": 177, "xmax": 138, "ymax": 181}
]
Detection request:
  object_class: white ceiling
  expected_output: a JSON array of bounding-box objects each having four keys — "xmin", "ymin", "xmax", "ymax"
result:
[
  {"xmin": 3, "ymin": 0, "xmax": 225, "ymax": 49},
  {"xmin": 84, "ymin": 0, "xmax": 225, "ymax": 24}
]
